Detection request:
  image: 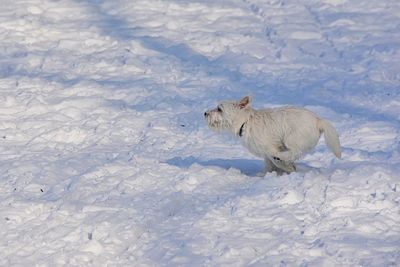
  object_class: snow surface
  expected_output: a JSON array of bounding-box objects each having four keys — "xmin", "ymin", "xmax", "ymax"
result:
[{"xmin": 0, "ymin": 0, "xmax": 399, "ymax": 266}]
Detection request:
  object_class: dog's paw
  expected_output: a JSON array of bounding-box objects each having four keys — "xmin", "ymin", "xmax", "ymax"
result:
[
  {"xmin": 286, "ymin": 164, "xmax": 296, "ymax": 173},
  {"xmin": 271, "ymin": 156, "xmax": 296, "ymax": 173},
  {"xmin": 273, "ymin": 156, "xmax": 282, "ymax": 161}
]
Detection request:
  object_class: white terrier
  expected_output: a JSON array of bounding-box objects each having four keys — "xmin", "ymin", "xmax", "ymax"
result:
[{"xmin": 204, "ymin": 96, "xmax": 341, "ymax": 174}]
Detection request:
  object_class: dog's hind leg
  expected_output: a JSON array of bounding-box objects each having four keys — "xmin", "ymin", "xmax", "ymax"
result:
[
  {"xmin": 266, "ymin": 158, "xmax": 281, "ymax": 173},
  {"xmin": 272, "ymin": 139, "xmax": 304, "ymax": 163},
  {"xmin": 274, "ymin": 122, "xmax": 322, "ymax": 163},
  {"xmin": 271, "ymin": 156, "xmax": 296, "ymax": 173},
  {"xmin": 257, "ymin": 158, "xmax": 271, "ymax": 176},
  {"xmin": 273, "ymin": 150, "xmax": 301, "ymax": 163},
  {"xmin": 257, "ymin": 158, "xmax": 283, "ymax": 176}
]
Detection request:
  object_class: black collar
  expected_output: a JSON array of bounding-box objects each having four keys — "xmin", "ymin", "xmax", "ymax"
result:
[{"xmin": 238, "ymin": 122, "xmax": 246, "ymax": 137}]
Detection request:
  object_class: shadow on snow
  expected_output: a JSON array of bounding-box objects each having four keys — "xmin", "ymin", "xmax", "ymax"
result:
[{"xmin": 166, "ymin": 156, "xmax": 264, "ymax": 176}]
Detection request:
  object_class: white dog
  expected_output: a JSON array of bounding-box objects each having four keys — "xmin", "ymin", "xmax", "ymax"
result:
[{"xmin": 204, "ymin": 96, "xmax": 341, "ymax": 174}]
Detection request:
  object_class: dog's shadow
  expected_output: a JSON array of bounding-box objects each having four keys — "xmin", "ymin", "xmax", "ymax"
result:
[
  {"xmin": 165, "ymin": 156, "xmax": 264, "ymax": 176},
  {"xmin": 165, "ymin": 156, "xmax": 319, "ymax": 176}
]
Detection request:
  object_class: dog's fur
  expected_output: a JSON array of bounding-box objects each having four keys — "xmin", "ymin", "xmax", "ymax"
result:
[{"xmin": 204, "ymin": 96, "xmax": 341, "ymax": 175}]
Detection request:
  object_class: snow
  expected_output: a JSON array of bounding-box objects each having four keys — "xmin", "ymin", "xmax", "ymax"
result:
[{"xmin": 0, "ymin": 0, "xmax": 399, "ymax": 266}]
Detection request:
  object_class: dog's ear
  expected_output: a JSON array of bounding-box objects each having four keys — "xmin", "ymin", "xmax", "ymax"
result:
[{"xmin": 238, "ymin": 96, "xmax": 251, "ymax": 109}]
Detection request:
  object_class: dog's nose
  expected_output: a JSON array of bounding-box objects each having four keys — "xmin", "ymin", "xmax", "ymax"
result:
[{"xmin": 204, "ymin": 112, "xmax": 209, "ymax": 117}]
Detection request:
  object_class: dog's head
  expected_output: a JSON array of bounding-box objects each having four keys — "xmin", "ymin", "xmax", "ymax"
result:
[{"xmin": 204, "ymin": 96, "xmax": 252, "ymax": 135}]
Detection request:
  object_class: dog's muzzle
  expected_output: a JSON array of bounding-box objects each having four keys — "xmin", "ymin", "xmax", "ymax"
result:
[{"xmin": 204, "ymin": 111, "xmax": 215, "ymax": 129}]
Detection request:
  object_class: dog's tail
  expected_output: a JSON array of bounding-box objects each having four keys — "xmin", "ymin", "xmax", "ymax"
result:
[{"xmin": 319, "ymin": 119, "xmax": 341, "ymax": 158}]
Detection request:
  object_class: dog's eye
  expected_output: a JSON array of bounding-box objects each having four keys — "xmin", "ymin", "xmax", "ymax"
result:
[{"xmin": 217, "ymin": 107, "xmax": 222, "ymax": 112}]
